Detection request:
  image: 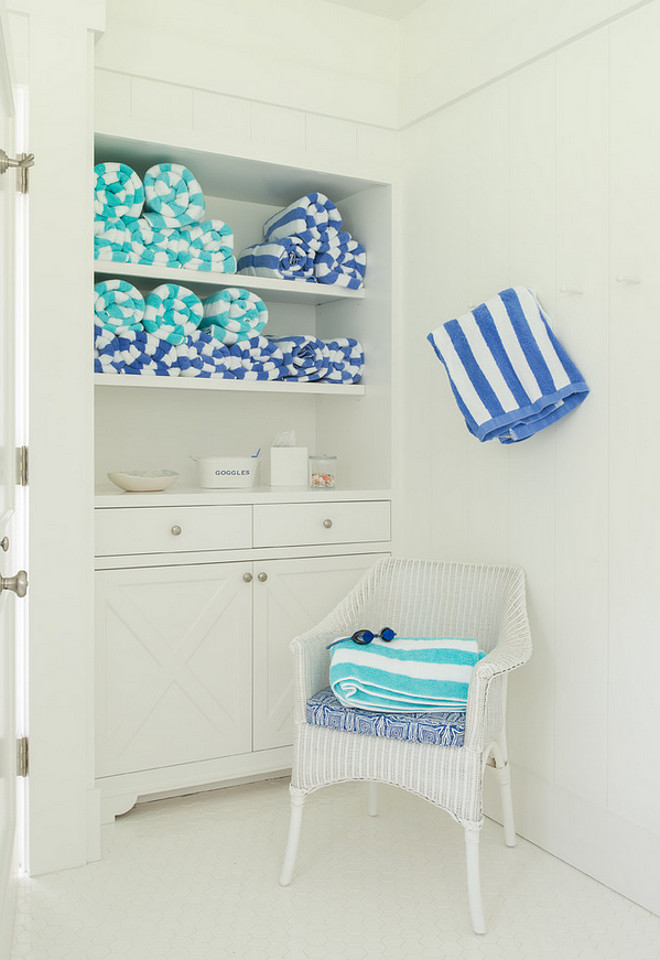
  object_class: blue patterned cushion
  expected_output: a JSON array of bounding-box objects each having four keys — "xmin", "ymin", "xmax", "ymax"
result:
[{"xmin": 305, "ymin": 687, "xmax": 466, "ymax": 747}]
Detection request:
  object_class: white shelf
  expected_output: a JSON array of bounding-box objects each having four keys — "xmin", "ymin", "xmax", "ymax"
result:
[
  {"xmin": 93, "ymin": 259, "xmax": 365, "ymax": 306},
  {"xmin": 94, "ymin": 485, "xmax": 392, "ymax": 508},
  {"xmin": 93, "ymin": 373, "xmax": 365, "ymax": 396}
]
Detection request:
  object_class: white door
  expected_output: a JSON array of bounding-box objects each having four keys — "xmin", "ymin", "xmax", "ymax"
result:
[
  {"xmin": 252, "ymin": 553, "xmax": 386, "ymax": 751},
  {"xmin": 0, "ymin": 10, "xmax": 28, "ymax": 952}
]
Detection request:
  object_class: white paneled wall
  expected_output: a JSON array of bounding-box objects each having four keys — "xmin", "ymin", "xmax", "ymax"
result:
[
  {"xmin": 95, "ymin": 68, "xmax": 399, "ymax": 177},
  {"xmin": 96, "ymin": 0, "xmax": 398, "ymax": 128},
  {"xmin": 402, "ymin": 3, "xmax": 660, "ymax": 913}
]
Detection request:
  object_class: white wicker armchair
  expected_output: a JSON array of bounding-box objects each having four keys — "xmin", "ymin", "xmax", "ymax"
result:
[{"xmin": 279, "ymin": 557, "xmax": 532, "ymax": 934}]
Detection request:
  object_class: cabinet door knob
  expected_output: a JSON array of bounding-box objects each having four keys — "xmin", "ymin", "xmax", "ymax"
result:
[
  {"xmin": 323, "ymin": 519, "xmax": 333, "ymax": 529},
  {"xmin": 0, "ymin": 570, "xmax": 28, "ymax": 598},
  {"xmin": 171, "ymin": 525, "xmax": 182, "ymax": 536},
  {"xmin": 0, "ymin": 536, "xmax": 8, "ymax": 552},
  {"xmin": 257, "ymin": 571, "xmax": 268, "ymax": 582},
  {"xmin": 243, "ymin": 572, "xmax": 253, "ymax": 583}
]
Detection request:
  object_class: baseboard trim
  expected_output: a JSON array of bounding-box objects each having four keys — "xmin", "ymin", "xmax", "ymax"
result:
[{"xmin": 484, "ymin": 763, "xmax": 660, "ymax": 916}]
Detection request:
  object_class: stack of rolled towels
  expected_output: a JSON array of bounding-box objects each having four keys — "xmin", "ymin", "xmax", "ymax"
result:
[
  {"xmin": 94, "ymin": 162, "xmax": 236, "ymax": 274},
  {"xmin": 94, "ymin": 279, "xmax": 365, "ymax": 382},
  {"xmin": 237, "ymin": 192, "xmax": 366, "ymax": 290}
]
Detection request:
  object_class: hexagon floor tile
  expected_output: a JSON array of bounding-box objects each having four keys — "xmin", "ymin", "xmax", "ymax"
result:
[{"xmin": 10, "ymin": 778, "xmax": 660, "ymax": 959}]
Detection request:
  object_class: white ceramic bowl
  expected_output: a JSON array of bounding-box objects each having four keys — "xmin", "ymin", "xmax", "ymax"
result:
[{"xmin": 107, "ymin": 469, "xmax": 179, "ymax": 493}]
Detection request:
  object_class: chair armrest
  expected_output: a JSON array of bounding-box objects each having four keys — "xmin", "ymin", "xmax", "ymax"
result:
[
  {"xmin": 464, "ymin": 605, "xmax": 532, "ymax": 753},
  {"xmin": 289, "ymin": 592, "xmax": 368, "ymax": 722}
]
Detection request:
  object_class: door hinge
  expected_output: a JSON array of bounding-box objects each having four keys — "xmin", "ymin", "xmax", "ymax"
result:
[
  {"xmin": 16, "ymin": 445, "xmax": 28, "ymax": 487},
  {"xmin": 0, "ymin": 150, "xmax": 34, "ymax": 194},
  {"xmin": 16, "ymin": 736, "xmax": 29, "ymax": 778}
]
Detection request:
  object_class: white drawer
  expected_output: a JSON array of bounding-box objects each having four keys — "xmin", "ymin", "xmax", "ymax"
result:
[
  {"xmin": 253, "ymin": 500, "xmax": 390, "ymax": 548},
  {"xmin": 95, "ymin": 505, "xmax": 252, "ymax": 557}
]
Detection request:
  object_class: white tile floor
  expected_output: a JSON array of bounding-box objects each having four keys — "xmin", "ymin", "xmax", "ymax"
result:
[{"xmin": 10, "ymin": 777, "xmax": 660, "ymax": 960}]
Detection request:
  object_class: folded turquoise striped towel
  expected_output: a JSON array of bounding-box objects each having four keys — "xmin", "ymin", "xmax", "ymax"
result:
[{"xmin": 329, "ymin": 637, "xmax": 485, "ymax": 713}]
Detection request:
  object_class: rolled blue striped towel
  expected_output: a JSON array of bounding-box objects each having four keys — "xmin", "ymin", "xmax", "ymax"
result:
[
  {"xmin": 200, "ymin": 288, "xmax": 268, "ymax": 345},
  {"xmin": 175, "ymin": 330, "xmax": 242, "ymax": 378},
  {"xmin": 126, "ymin": 217, "xmax": 182, "ymax": 268},
  {"xmin": 263, "ymin": 192, "xmax": 342, "ymax": 250},
  {"xmin": 236, "ymin": 237, "xmax": 316, "ymax": 282},
  {"xmin": 428, "ymin": 286, "xmax": 590, "ymax": 443},
  {"xmin": 227, "ymin": 335, "xmax": 286, "ymax": 380},
  {"xmin": 314, "ymin": 236, "xmax": 366, "ymax": 290},
  {"xmin": 94, "ymin": 325, "xmax": 181, "ymax": 377},
  {"xmin": 143, "ymin": 284, "xmax": 204, "ymax": 345},
  {"xmin": 94, "ymin": 279, "xmax": 145, "ymax": 333},
  {"xmin": 269, "ymin": 335, "xmax": 331, "ymax": 381},
  {"xmin": 178, "ymin": 219, "xmax": 236, "ymax": 273},
  {"xmin": 143, "ymin": 163, "xmax": 205, "ymax": 228},
  {"xmin": 329, "ymin": 636, "xmax": 486, "ymax": 713},
  {"xmin": 322, "ymin": 338, "xmax": 365, "ymax": 383},
  {"xmin": 94, "ymin": 217, "xmax": 133, "ymax": 263},
  {"xmin": 94, "ymin": 162, "xmax": 144, "ymax": 221}
]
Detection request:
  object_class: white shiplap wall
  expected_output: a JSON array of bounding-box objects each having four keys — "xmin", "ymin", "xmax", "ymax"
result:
[{"xmin": 401, "ymin": 4, "xmax": 660, "ymax": 913}]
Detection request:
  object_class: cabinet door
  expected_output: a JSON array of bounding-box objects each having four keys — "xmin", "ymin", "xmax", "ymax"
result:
[
  {"xmin": 252, "ymin": 553, "xmax": 386, "ymax": 751},
  {"xmin": 96, "ymin": 562, "xmax": 252, "ymax": 778}
]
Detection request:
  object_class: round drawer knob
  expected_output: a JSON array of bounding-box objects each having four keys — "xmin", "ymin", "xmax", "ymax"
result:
[
  {"xmin": 323, "ymin": 519, "xmax": 333, "ymax": 529},
  {"xmin": 0, "ymin": 536, "xmax": 9, "ymax": 552},
  {"xmin": 171, "ymin": 525, "xmax": 182, "ymax": 536},
  {"xmin": 257, "ymin": 571, "xmax": 268, "ymax": 582},
  {"xmin": 243, "ymin": 572, "xmax": 253, "ymax": 583}
]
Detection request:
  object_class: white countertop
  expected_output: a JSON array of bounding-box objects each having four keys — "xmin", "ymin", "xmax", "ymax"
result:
[{"xmin": 94, "ymin": 485, "xmax": 392, "ymax": 508}]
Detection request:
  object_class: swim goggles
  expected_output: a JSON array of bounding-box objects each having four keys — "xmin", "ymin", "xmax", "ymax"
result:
[{"xmin": 326, "ymin": 627, "xmax": 396, "ymax": 649}]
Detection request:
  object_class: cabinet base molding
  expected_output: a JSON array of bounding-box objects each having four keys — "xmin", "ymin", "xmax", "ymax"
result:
[{"xmin": 97, "ymin": 746, "xmax": 293, "ymax": 822}]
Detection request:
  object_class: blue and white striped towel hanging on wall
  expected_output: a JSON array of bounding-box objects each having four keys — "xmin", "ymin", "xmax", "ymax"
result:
[{"xmin": 427, "ymin": 286, "xmax": 589, "ymax": 443}]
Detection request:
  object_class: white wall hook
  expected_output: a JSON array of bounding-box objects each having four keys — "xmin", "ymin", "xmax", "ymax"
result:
[
  {"xmin": 559, "ymin": 286, "xmax": 583, "ymax": 294},
  {"xmin": 615, "ymin": 275, "xmax": 641, "ymax": 284}
]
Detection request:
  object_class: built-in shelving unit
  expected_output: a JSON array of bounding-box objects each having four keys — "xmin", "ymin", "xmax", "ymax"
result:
[
  {"xmin": 94, "ymin": 259, "xmax": 365, "ymax": 305},
  {"xmin": 93, "ymin": 373, "xmax": 365, "ymax": 395}
]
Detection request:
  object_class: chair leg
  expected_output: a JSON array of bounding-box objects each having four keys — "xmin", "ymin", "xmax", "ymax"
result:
[
  {"xmin": 464, "ymin": 827, "xmax": 486, "ymax": 935},
  {"xmin": 490, "ymin": 738, "xmax": 516, "ymax": 847},
  {"xmin": 279, "ymin": 788, "xmax": 306, "ymax": 886},
  {"xmin": 368, "ymin": 781, "xmax": 379, "ymax": 817}
]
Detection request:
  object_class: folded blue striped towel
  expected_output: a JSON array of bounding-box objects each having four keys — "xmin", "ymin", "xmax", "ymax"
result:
[
  {"xmin": 143, "ymin": 284, "xmax": 204, "ymax": 345},
  {"xmin": 329, "ymin": 637, "xmax": 485, "ymax": 713},
  {"xmin": 269, "ymin": 335, "xmax": 331, "ymax": 381},
  {"xmin": 178, "ymin": 219, "xmax": 236, "ymax": 273},
  {"xmin": 427, "ymin": 286, "xmax": 590, "ymax": 443},
  {"xmin": 314, "ymin": 235, "xmax": 366, "ymax": 290},
  {"xmin": 94, "ymin": 280, "xmax": 145, "ymax": 333},
  {"xmin": 200, "ymin": 288, "xmax": 268, "ymax": 345},
  {"xmin": 143, "ymin": 163, "xmax": 205, "ymax": 228},
  {"xmin": 263, "ymin": 192, "xmax": 342, "ymax": 250},
  {"xmin": 236, "ymin": 238, "xmax": 316, "ymax": 282},
  {"xmin": 322, "ymin": 338, "xmax": 365, "ymax": 383},
  {"xmin": 94, "ymin": 162, "xmax": 145, "ymax": 221}
]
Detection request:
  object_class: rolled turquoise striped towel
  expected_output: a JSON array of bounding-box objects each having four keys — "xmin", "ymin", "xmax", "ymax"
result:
[
  {"xmin": 94, "ymin": 279, "xmax": 145, "ymax": 333},
  {"xmin": 329, "ymin": 637, "xmax": 485, "ymax": 713},
  {"xmin": 94, "ymin": 217, "xmax": 133, "ymax": 263},
  {"xmin": 200, "ymin": 288, "xmax": 268, "ymax": 345},
  {"xmin": 143, "ymin": 163, "xmax": 205, "ymax": 228},
  {"xmin": 126, "ymin": 217, "xmax": 182, "ymax": 268},
  {"xmin": 178, "ymin": 219, "xmax": 236, "ymax": 273},
  {"xmin": 94, "ymin": 162, "xmax": 144, "ymax": 221},
  {"xmin": 143, "ymin": 284, "xmax": 204, "ymax": 345}
]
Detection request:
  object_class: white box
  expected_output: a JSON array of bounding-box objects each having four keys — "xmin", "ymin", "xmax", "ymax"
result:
[{"xmin": 269, "ymin": 447, "xmax": 308, "ymax": 486}]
